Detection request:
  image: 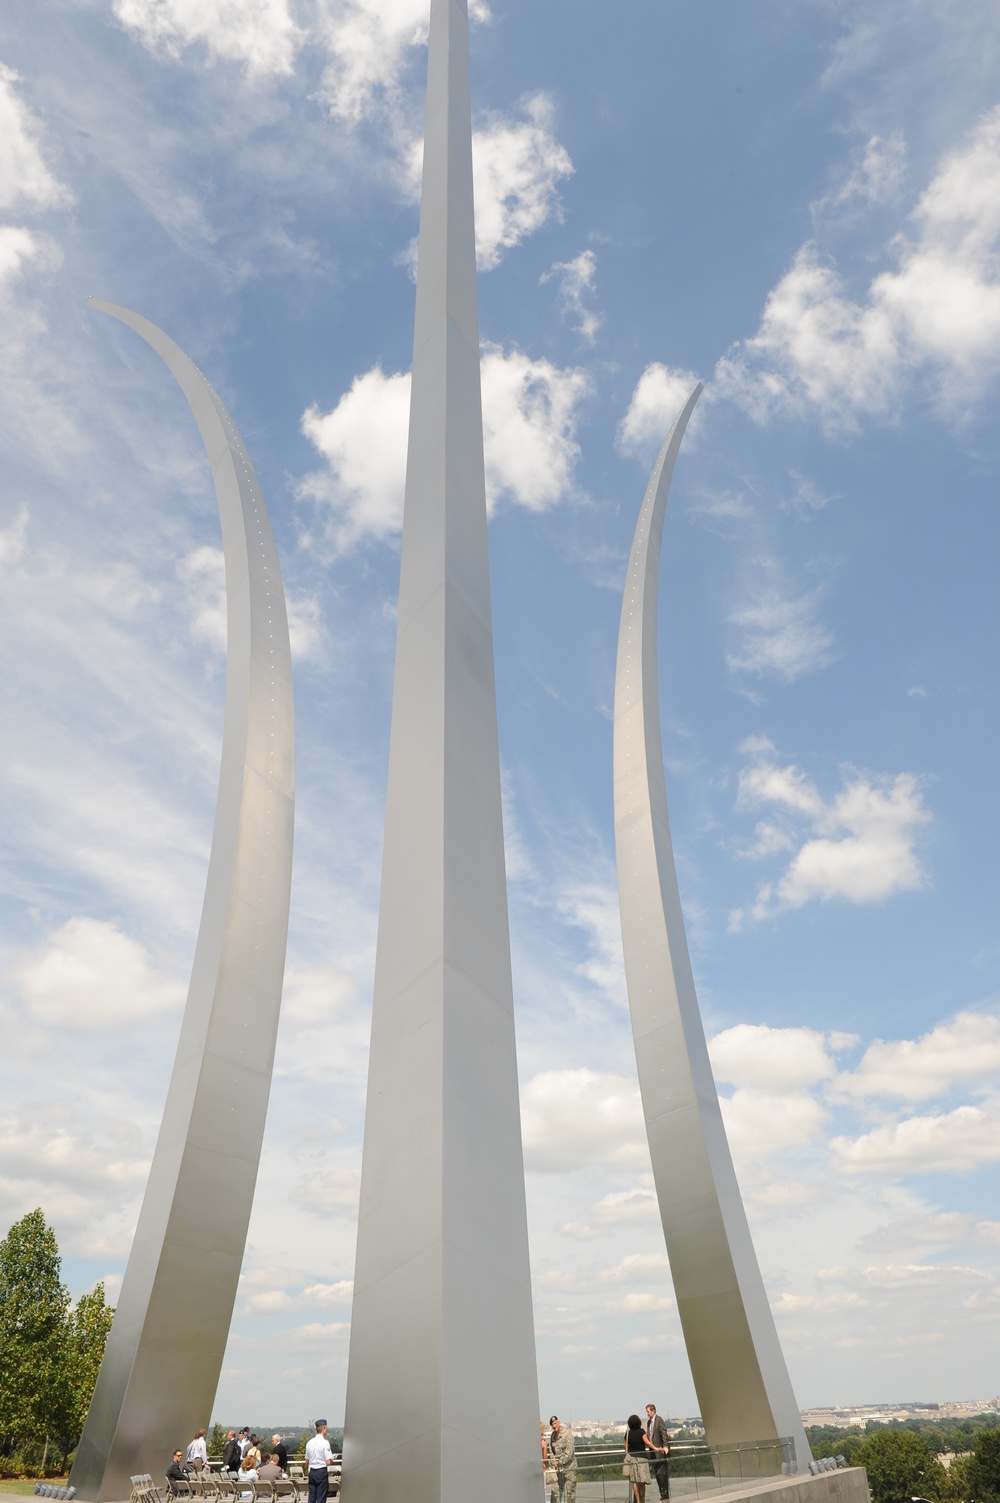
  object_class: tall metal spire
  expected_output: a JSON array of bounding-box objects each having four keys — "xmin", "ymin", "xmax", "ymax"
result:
[
  {"xmin": 71, "ymin": 302, "xmax": 295, "ymax": 1502},
  {"xmin": 341, "ymin": 3, "xmax": 540, "ymax": 1503},
  {"xmin": 613, "ymin": 387, "xmax": 811, "ymax": 1473}
]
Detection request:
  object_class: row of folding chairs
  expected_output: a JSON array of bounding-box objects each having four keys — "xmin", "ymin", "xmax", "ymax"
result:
[{"xmin": 130, "ymin": 1473, "xmax": 341, "ymax": 1503}]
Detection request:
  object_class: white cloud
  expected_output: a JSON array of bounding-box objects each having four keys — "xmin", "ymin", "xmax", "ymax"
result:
[
  {"xmin": 617, "ymin": 362, "xmax": 703, "ymax": 462},
  {"xmin": 820, "ymin": 133, "xmax": 907, "ymax": 213},
  {"xmin": 556, "ymin": 883, "xmax": 627, "ymax": 1005},
  {"xmin": 731, "ymin": 744, "xmax": 930, "ymax": 926},
  {"xmin": 243, "ymin": 1288, "xmax": 295, "ymax": 1314},
  {"xmin": 11, "ymin": 917, "xmax": 185, "ymax": 1028},
  {"xmin": 837, "ymin": 1010, "xmax": 1000, "ymax": 1103},
  {"xmin": 315, "ymin": 0, "xmax": 428, "ymax": 122},
  {"xmin": 180, "ymin": 544, "xmax": 324, "ymax": 660},
  {"xmin": 316, "ymin": 0, "xmax": 490, "ymax": 124},
  {"xmin": 299, "ymin": 348, "xmax": 588, "ymax": 549},
  {"xmin": 561, "ymin": 1183, "xmax": 659, "ymax": 1239},
  {"xmin": 718, "ymin": 104, "xmax": 1000, "ymax": 429},
  {"xmin": 299, "ymin": 365, "xmax": 411, "ymax": 549},
  {"xmin": 709, "ymin": 1024, "xmax": 851, "ymax": 1091},
  {"xmin": 0, "ymin": 1112, "xmax": 150, "ymax": 1236},
  {"xmin": 0, "ymin": 65, "xmax": 69, "ymax": 212},
  {"xmin": 832, "ymin": 1105, "xmax": 1000, "ymax": 1176},
  {"xmin": 113, "ymin": 0, "xmax": 303, "ymax": 78},
  {"xmin": 290, "ymin": 1166, "xmax": 361, "ymax": 1217},
  {"xmin": 481, "ymin": 344, "xmax": 589, "ymax": 511},
  {"xmin": 720, "ymin": 1088, "xmax": 828, "ymax": 1160},
  {"xmin": 0, "ymin": 505, "xmax": 29, "ymax": 567},
  {"xmin": 294, "ymin": 1320, "xmax": 349, "ymax": 1340},
  {"xmin": 520, "ymin": 1068, "xmax": 646, "ymax": 1173},
  {"xmin": 598, "ymin": 1253, "xmax": 670, "ymax": 1283},
  {"xmin": 472, "ymin": 95, "xmax": 573, "ymax": 270},
  {"xmin": 727, "ymin": 576, "xmax": 835, "ymax": 682},
  {"xmin": 542, "ymin": 249, "xmax": 602, "ymax": 343},
  {"xmin": 300, "ymin": 1278, "xmax": 353, "ymax": 1308}
]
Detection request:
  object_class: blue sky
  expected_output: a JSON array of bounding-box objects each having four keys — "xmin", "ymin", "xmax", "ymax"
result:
[{"xmin": 2, "ymin": 0, "xmax": 1000, "ymax": 1429}]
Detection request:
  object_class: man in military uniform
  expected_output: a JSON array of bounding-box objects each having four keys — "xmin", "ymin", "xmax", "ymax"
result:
[{"xmin": 549, "ymin": 1417, "xmax": 578, "ymax": 1503}]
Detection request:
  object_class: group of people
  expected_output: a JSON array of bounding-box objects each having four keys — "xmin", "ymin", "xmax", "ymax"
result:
[
  {"xmin": 165, "ymin": 1429, "xmax": 294, "ymax": 1495},
  {"xmin": 543, "ymin": 1407, "xmax": 671, "ymax": 1503}
]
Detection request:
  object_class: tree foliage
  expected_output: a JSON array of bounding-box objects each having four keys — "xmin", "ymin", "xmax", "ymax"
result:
[
  {"xmin": 853, "ymin": 1428, "xmax": 947, "ymax": 1503},
  {"xmin": 0, "ymin": 1210, "xmax": 115, "ymax": 1472},
  {"xmin": 0, "ymin": 1209, "xmax": 71, "ymax": 1452},
  {"xmin": 969, "ymin": 1431, "xmax": 1000, "ymax": 1503}
]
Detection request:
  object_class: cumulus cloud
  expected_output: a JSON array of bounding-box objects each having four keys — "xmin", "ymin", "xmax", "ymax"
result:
[
  {"xmin": 717, "ymin": 104, "xmax": 1000, "ymax": 429},
  {"xmin": 727, "ymin": 574, "xmax": 835, "ymax": 683},
  {"xmin": 299, "ymin": 365, "xmax": 411, "ymax": 549},
  {"xmin": 709, "ymin": 1023, "xmax": 854, "ymax": 1090},
  {"xmin": 113, "ymin": 0, "xmax": 303, "ymax": 77},
  {"xmin": 832, "ymin": 1105, "xmax": 1000, "ymax": 1176},
  {"xmin": 299, "ymin": 348, "xmax": 588, "ymax": 550},
  {"xmin": 520, "ymin": 1068, "xmax": 646, "ymax": 1173},
  {"xmin": 616, "ymin": 362, "xmax": 703, "ymax": 462},
  {"xmin": 480, "ymin": 344, "xmax": 589, "ymax": 510},
  {"xmin": 472, "ymin": 95, "xmax": 573, "ymax": 270},
  {"xmin": 11, "ymin": 917, "xmax": 185, "ymax": 1028},
  {"xmin": 720, "ymin": 1088, "xmax": 828, "ymax": 1160},
  {"xmin": 0, "ymin": 65, "xmax": 69, "ymax": 212},
  {"xmin": 542, "ymin": 249, "xmax": 602, "ymax": 343},
  {"xmin": 836, "ymin": 1010, "xmax": 1000, "ymax": 1103},
  {"xmin": 730, "ymin": 741, "xmax": 930, "ymax": 926}
]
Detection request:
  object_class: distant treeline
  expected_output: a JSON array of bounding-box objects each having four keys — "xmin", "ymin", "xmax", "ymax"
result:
[
  {"xmin": 807, "ymin": 1412, "xmax": 1000, "ymax": 1462},
  {"xmin": 207, "ymin": 1428, "xmax": 344, "ymax": 1458}
]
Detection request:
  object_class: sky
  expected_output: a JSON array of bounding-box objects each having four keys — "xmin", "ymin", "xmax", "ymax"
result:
[{"xmin": 2, "ymin": 0, "xmax": 1000, "ymax": 1432}]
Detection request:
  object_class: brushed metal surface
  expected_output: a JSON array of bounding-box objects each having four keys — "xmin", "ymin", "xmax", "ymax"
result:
[
  {"xmin": 613, "ymin": 386, "xmax": 811, "ymax": 1472},
  {"xmin": 70, "ymin": 302, "xmax": 295, "ymax": 1502},
  {"xmin": 341, "ymin": 3, "xmax": 540, "ymax": 1502}
]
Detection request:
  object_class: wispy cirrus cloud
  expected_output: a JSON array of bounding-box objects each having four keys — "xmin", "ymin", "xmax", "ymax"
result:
[
  {"xmin": 542, "ymin": 248, "xmax": 603, "ymax": 344},
  {"xmin": 113, "ymin": 0, "xmax": 304, "ymax": 78}
]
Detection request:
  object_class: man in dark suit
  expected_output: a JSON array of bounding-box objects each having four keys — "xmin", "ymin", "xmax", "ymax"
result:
[
  {"xmin": 272, "ymin": 1435, "xmax": 289, "ymax": 1470},
  {"xmin": 645, "ymin": 1406, "xmax": 670, "ymax": 1500},
  {"xmin": 166, "ymin": 1451, "xmax": 191, "ymax": 1496},
  {"xmin": 222, "ymin": 1432, "xmax": 241, "ymax": 1474}
]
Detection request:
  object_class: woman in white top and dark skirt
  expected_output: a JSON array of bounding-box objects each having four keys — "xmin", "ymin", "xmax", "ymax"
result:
[{"xmin": 624, "ymin": 1415, "xmax": 661, "ymax": 1503}]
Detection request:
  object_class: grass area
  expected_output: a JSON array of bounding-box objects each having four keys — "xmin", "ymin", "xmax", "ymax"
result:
[{"xmin": 0, "ymin": 1481, "xmax": 69, "ymax": 1495}]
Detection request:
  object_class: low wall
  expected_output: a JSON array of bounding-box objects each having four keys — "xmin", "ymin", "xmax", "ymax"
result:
[{"xmin": 706, "ymin": 1469, "xmax": 870, "ymax": 1503}]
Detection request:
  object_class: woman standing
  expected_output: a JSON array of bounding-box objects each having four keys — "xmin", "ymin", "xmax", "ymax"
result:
[{"xmin": 623, "ymin": 1415, "xmax": 660, "ymax": 1503}]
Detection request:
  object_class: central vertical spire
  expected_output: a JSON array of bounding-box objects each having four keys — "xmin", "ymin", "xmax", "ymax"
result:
[{"xmin": 341, "ymin": 3, "xmax": 541, "ymax": 1502}]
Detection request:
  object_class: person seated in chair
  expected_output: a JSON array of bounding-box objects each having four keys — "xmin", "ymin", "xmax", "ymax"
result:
[
  {"xmin": 257, "ymin": 1456, "xmax": 284, "ymax": 1481},
  {"xmin": 167, "ymin": 1451, "xmax": 191, "ymax": 1495}
]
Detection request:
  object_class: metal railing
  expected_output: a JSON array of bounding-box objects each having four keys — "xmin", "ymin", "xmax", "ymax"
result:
[{"xmin": 551, "ymin": 1438, "xmax": 797, "ymax": 1503}]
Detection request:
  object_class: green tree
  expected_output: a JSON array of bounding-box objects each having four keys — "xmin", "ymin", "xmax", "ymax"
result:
[
  {"xmin": 0, "ymin": 1210, "xmax": 70, "ymax": 1456},
  {"xmin": 940, "ymin": 1455, "xmax": 974, "ymax": 1503},
  {"xmin": 208, "ymin": 1425, "xmax": 228, "ymax": 1461},
  {"xmin": 969, "ymin": 1430, "xmax": 1000, "ymax": 1503},
  {"xmin": 58, "ymin": 1283, "xmax": 115, "ymax": 1459},
  {"xmin": 854, "ymin": 1428, "xmax": 947, "ymax": 1503}
]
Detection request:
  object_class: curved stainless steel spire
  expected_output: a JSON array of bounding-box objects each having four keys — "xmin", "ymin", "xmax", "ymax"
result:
[
  {"xmin": 613, "ymin": 386, "xmax": 810, "ymax": 1472},
  {"xmin": 70, "ymin": 301, "xmax": 295, "ymax": 1503}
]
